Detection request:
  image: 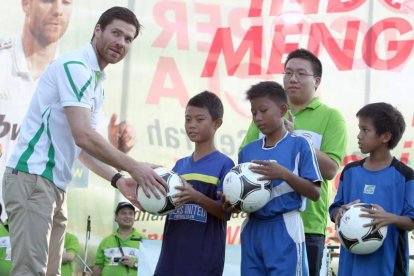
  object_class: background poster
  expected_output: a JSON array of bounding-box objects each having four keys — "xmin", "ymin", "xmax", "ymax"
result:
[{"xmin": 1, "ymin": 0, "xmax": 414, "ymax": 274}]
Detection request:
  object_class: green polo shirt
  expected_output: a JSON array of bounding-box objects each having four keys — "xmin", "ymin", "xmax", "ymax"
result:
[
  {"xmin": 95, "ymin": 228, "xmax": 145, "ymax": 276},
  {"xmin": 62, "ymin": 232, "xmax": 80, "ymax": 276},
  {"xmin": 0, "ymin": 220, "xmax": 11, "ymax": 276},
  {"xmin": 240, "ymin": 97, "xmax": 347, "ymax": 235}
]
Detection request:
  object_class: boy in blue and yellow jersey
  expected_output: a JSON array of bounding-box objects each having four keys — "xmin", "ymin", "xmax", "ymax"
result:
[
  {"xmin": 154, "ymin": 91, "xmax": 235, "ymax": 276},
  {"xmin": 227, "ymin": 81, "xmax": 322, "ymax": 276},
  {"xmin": 329, "ymin": 103, "xmax": 414, "ymax": 276}
]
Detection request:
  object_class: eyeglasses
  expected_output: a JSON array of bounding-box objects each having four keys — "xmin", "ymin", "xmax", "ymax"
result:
[{"xmin": 282, "ymin": 71, "xmax": 316, "ymax": 80}]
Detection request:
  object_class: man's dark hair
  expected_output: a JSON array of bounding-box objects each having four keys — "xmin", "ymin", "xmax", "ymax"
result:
[
  {"xmin": 356, "ymin": 102, "xmax": 405, "ymax": 149},
  {"xmin": 187, "ymin": 91, "xmax": 224, "ymax": 121},
  {"xmin": 285, "ymin": 48, "xmax": 323, "ymax": 78},
  {"xmin": 92, "ymin": 6, "xmax": 141, "ymax": 40},
  {"xmin": 246, "ymin": 81, "xmax": 287, "ymax": 105}
]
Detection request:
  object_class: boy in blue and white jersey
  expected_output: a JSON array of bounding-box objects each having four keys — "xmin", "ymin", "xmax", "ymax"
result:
[
  {"xmin": 154, "ymin": 91, "xmax": 234, "ymax": 276},
  {"xmin": 228, "ymin": 81, "xmax": 322, "ymax": 276},
  {"xmin": 329, "ymin": 102, "xmax": 414, "ymax": 276}
]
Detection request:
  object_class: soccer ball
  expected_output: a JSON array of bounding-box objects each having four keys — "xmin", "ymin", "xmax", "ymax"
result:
[
  {"xmin": 338, "ymin": 203, "xmax": 388, "ymax": 255},
  {"xmin": 223, "ymin": 162, "xmax": 272, "ymax": 213},
  {"xmin": 136, "ymin": 167, "xmax": 183, "ymax": 215}
]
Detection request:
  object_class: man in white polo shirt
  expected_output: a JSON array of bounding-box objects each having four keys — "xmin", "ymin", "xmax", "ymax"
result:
[
  {"xmin": 0, "ymin": 0, "xmax": 136, "ymax": 221},
  {"xmin": 2, "ymin": 7, "xmax": 166, "ymax": 276}
]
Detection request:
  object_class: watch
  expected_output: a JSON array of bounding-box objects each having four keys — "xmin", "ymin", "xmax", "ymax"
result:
[{"xmin": 111, "ymin": 172, "xmax": 124, "ymax": 189}]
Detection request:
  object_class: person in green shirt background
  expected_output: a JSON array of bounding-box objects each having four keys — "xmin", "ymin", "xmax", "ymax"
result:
[
  {"xmin": 62, "ymin": 232, "xmax": 80, "ymax": 276},
  {"xmin": 240, "ymin": 48, "xmax": 347, "ymax": 276},
  {"xmin": 0, "ymin": 216, "xmax": 80, "ymax": 276},
  {"xmin": 93, "ymin": 202, "xmax": 145, "ymax": 276},
  {"xmin": 0, "ymin": 203, "xmax": 11, "ymax": 275}
]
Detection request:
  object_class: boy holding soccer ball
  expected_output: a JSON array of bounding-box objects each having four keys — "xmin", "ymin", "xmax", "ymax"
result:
[
  {"xmin": 154, "ymin": 91, "xmax": 234, "ymax": 276},
  {"xmin": 224, "ymin": 81, "xmax": 322, "ymax": 275},
  {"xmin": 329, "ymin": 102, "xmax": 414, "ymax": 276}
]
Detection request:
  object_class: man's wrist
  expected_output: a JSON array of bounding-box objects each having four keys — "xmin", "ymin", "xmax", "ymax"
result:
[{"xmin": 111, "ymin": 172, "xmax": 124, "ymax": 189}]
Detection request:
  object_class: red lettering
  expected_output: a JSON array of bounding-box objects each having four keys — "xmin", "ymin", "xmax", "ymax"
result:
[
  {"xmin": 148, "ymin": 233, "xmax": 159, "ymax": 240},
  {"xmin": 249, "ymin": 0, "xmax": 321, "ymax": 17},
  {"xmin": 308, "ymin": 20, "xmax": 360, "ymax": 70},
  {"xmin": 267, "ymin": 23, "xmax": 303, "ymax": 74},
  {"xmin": 248, "ymin": 0, "xmax": 264, "ymax": 17},
  {"xmin": 327, "ymin": 0, "xmax": 366, "ymax": 13},
  {"xmin": 195, "ymin": 3, "xmax": 222, "ymax": 52},
  {"xmin": 280, "ymin": 0, "xmax": 320, "ymax": 15},
  {"xmin": 334, "ymin": 154, "xmax": 363, "ymax": 190},
  {"xmin": 226, "ymin": 226, "xmax": 240, "ymax": 244},
  {"xmin": 201, "ymin": 26, "xmax": 263, "ymax": 77},
  {"xmin": 363, "ymin": 18, "xmax": 414, "ymax": 70},
  {"xmin": 152, "ymin": 1, "xmax": 189, "ymax": 50},
  {"xmin": 146, "ymin": 57, "xmax": 189, "ymax": 107}
]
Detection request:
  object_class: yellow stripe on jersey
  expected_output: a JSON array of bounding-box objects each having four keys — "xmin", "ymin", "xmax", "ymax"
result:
[{"xmin": 181, "ymin": 173, "xmax": 220, "ymax": 185}]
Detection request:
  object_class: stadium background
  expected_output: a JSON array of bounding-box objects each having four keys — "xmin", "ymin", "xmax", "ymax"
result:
[{"xmin": 1, "ymin": 0, "xmax": 414, "ymax": 274}]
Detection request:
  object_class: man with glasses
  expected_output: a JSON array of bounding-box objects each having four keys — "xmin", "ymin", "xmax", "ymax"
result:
[{"xmin": 240, "ymin": 48, "xmax": 347, "ymax": 276}]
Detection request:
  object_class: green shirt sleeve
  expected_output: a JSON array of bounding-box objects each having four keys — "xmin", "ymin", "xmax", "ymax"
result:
[
  {"xmin": 239, "ymin": 121, "xmax": 260, "ymax": 152},
  {"xmin": 64, "ymin": 232, "xmax": 80, "ymax": 254},
  {"xmin": 95, "ymin": 240, "xmax": 105, "ymax": 265},
  {"xmin": 320, "ymin": 108, "xmax": 347, "ymax": 166}
]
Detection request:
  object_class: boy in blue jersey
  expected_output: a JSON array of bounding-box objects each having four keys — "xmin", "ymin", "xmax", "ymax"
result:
[
  {"xmin": 224, "ymin": 81, "xmax": 322, "ymax": 275},
  {"xmin": 154, "ymin": 91, "xmax": 235, "ymax": 276},
  {"xmin": 329, "ymin": 102, "xmax": 414, "ymax": 276}
]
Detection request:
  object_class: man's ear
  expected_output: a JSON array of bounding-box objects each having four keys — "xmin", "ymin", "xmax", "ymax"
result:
[
  {"xmin": 94, "ymin": 24, "xmax": 102, "ymax": 39},
  {"xmin": 314, "ymin": 76, "xmax": 321, "ymax": 90}
]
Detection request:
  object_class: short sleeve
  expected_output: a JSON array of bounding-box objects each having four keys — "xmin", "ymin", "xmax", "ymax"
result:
[
  {"xmin": 299, "ymin": 137, "xmax": 323, "ymax": 183},
  {"xmin": 56, "ymin": 60, "xmax": 95, "ymax": 109},
  {"xmin": 64, "ymin": 233, "xmax": 80, "ymax": 254},
  {"xmin": 94, "ymin": 240, "xmax": 105, "ymax": 265},
  {"xmin": 321, "ymin": 109, "xmax": 347, "ymax": 166}
]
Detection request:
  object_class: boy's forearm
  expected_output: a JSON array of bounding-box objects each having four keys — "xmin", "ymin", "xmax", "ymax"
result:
[
  {"xmin": 391, "ymin": 214, "xmax": 414, "ymax": 231},
  {"xmin": 284, "ymin": 172, "xmax": 320, "ymax": 201},
  {"xmin": 315, "ymin": 150, "xmax": 339, "ymax": 180},
  {"xmin": 330, "ymin": 207, "xmax": 340, "ymax": 223},
  {"xmin": 195, "ymin": 193, "xmax": 228, "ymax": 221}
]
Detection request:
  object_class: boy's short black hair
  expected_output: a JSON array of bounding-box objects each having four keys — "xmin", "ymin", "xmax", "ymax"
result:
[
  {"xmin": 187, "ymin": 91, "xmax": 224, "ymax": 120},
  {"xmin": 356, "ymin": 102, "xmax": 405, "ymax": 149},
  {"xmin": 92, "ymin": 6, "xmax": 142, "ymax": 40},
  {"xmin": 285, "ymin": 48, "xmax": 322, "ymax": 78},
  {"xmin": 246, "ymin": 81, "xmax": 287, "ymax": 105}
]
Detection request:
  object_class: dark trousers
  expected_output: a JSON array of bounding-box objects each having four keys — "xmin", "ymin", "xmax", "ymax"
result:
[{"xmin": 305, "ymin": 233, "xmax": 325, "ymax": 276}]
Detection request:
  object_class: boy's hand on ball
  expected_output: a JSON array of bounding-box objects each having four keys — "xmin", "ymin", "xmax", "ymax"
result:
[
  {"xmin": 249, "ymin": 160, "xmax": 289, "ymax": 181},
  {"xmin": 360, "ymin": 204, "xmax": 392, "ymax": 233},
  {"xmin": 173, "ymin": 182, "xmax": 201, "ymax": 205},
  {"xmin": 218, "ymin": 192, "xmax": 240, "ymax": 214},
  {"xmin": 335, "ymin": 199, "xmax": 360, "ymax": 228}
]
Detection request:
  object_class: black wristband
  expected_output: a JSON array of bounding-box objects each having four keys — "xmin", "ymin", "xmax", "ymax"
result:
[{"xmin": 111, "ymin": 172, "xmax": 123, "ymax": 189}]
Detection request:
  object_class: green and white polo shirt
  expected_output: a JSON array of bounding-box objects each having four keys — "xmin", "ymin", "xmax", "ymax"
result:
[
  {"xmin": 7, "ymin": 44, "xmax": 105, "ymax": 191},
  {"xmin": 95, "ymin": 229, "xmax": 145, "ymax": 276}
]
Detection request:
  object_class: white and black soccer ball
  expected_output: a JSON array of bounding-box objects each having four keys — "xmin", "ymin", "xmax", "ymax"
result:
[
  {"xmin": 136, "ymin": 167, "xmax": 183, "ymax": 215},
  {"xmin": 223, "ymin": 162, "xmax": 272, "ymax": 213},
  {"xmin": 338, "ymin": 203, "xmax": 388, "ymax": 255}
]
